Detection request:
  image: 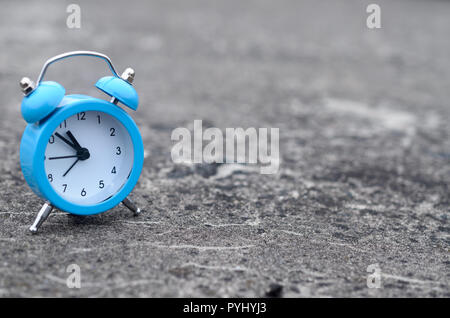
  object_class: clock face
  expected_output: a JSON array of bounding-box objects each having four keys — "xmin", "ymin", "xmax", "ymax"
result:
[{"xmin": 44, "ymin": 110, "xmax": 134, "ymax": 206}]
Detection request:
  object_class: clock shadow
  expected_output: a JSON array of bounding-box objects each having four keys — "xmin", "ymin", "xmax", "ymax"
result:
[{"xmin": 65, "ymin": 212, "xmax": 117, "ymax": 227}]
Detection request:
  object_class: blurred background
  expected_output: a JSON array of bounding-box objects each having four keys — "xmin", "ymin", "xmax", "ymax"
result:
[{"xmin": 0, "ymin": 0, "xmax": 448, "ymax": 297}]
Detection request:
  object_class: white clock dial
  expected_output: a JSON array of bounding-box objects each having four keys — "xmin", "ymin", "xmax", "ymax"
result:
[{"xmin": 44, "ymin": 111, "xmax": 134, "ymax": 206}]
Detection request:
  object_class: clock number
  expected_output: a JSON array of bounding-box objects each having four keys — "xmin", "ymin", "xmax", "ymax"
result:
[
  {"xmin": 111, "ymin": 166, "xmax": 116, "ymax": 174},
  {"xmin": 97, "ymin": 115, "xmax": 101, "ymax": 124},
  {"xmin": 116, "ymin": 146, "xmax": 121, "ymax": 155},
  {"xmin": 81, "ymin": 188, "xmax": 87, "ymax": 197},
  {"xmin": 59, "ymin": 120, "xmax": 67, "ymax": 128},
  {"xmin": 48, "ymin": 174, "xmax": 53, "ymax": 182},
  {"xmin": 49, "ymin": 135, "xmax": 55, "ymax": 144},
  {"xmin": 77, "ymin": 112, "xmax": 86, "ymax": 120},
  {"xmin": 62, "ymin": 184, "xmax": 67, "ymax": 192},
  {"xmin": 99, "ymin": 180, "xmax": 105, "ymax": 189},
  {"xmin": 110, "ymin": 128, "xmax": 116, "ymax": 136}
]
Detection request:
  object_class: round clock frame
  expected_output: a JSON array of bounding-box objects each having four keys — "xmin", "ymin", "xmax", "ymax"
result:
[
  {"xmin": 18, "ymin": 51, "xmax": 144, "ymax": 233},
  {"xmin": 20, "ymin": 95, "xmax": 144, "ymax": 215}
]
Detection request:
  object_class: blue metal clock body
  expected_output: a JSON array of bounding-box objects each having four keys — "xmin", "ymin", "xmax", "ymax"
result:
[
  {"xmin": 20, "ymin": 94, "xmax": 144, "ymax": 215},
  {"xmin": 18, "ymin": 51, "xmax": 145, "ymax": 231}
]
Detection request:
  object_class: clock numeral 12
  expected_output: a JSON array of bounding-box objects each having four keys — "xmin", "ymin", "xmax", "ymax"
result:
[{"xmin": 77, "ymin": 112, "xmax": 86, "ymax": 120}]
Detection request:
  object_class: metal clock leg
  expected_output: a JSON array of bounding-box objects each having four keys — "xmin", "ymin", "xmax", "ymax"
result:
[
  {"xmin": 122, "ymin": 197, "xmax": 141, "ymax": 216},
  {"xmin": 29, "ymin": 202, "xmax": 53, "ymax": 233}
]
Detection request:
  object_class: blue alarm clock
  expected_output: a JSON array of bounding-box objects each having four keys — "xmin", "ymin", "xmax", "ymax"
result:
[{"xmin": 19, "ymin": 51, "xmax": 144, "ymax": 233}]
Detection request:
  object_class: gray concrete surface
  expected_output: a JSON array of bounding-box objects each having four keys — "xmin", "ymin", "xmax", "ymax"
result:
[{"xmin": 0, "ymin": 0, "xmax": 449, "ymax": 297}]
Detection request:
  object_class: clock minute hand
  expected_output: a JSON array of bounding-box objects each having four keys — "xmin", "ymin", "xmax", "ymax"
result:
[{"xmin": 55, "ymin": 132, "xmax": 77, "ymax": 150}]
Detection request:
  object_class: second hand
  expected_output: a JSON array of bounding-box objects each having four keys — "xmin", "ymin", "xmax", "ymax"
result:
[
  {"xmin": 63, "ymin": 158, "xmax": 80, "ymax": 177},
  {"xmin": 49, "ymin": 155, "xmax": 78, "ymax": 160}
]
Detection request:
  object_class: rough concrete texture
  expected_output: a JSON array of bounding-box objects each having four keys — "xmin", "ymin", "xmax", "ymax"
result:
[{"xmin": 0, "ymin": 0, "xmax": 449, "ymax": 297}]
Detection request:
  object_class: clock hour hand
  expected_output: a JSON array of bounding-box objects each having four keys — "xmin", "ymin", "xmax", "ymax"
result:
[
  {"xmin": 66, "ymin": 130, "xmax": 90, "ymax": 160},
  {"xmin": 54, "ymin": 131, "xmax": 90, "ymax": 162},
  {"xmin": 66, "ymin": 130, "xmax": 82, "ymax": 150}
]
